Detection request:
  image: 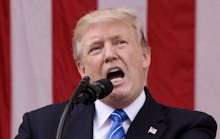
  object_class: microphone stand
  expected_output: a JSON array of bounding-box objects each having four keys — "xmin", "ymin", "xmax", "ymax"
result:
[{"xmin": 56, "ymin": 76, "xmax": 90, "ymax": 139}]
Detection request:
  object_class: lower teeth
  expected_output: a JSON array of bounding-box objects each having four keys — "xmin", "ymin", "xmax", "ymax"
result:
[{"xmin": 111, "ymin": 78, "xmax": 122, "ymax": 83}]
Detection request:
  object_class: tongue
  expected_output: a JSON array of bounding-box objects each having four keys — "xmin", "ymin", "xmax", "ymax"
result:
[{"xmin": 110, "ymin": 77, "xmax": 123, "ymax": 83}]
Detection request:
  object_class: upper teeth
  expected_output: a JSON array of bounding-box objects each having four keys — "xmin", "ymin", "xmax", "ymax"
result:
[{"xmin": 109, "ymin": 68, "xmax": 120, "ymax": 73}]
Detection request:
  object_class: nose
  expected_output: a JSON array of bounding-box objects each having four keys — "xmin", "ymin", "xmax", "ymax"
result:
[{"xmin": 103, "ymin": 43, "xmax": 118, "ymax": 63}]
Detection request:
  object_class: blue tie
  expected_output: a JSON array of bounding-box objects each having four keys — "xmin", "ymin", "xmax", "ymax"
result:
[{"xmin": 107, "ymin": 109, "xmax": 128, "ymax": 139}]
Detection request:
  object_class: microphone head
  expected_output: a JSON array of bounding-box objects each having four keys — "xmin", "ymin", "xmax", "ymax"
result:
[{"xmin": 92, "ymin": 79, "xmax": 113, "ymax": 99}]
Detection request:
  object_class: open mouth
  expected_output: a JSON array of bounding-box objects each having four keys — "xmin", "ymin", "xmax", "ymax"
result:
[{"xmin": 107, "ymin": 68, "xmax": 125, "ymax": 83}]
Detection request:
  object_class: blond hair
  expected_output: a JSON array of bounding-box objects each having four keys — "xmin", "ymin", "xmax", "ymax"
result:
[{"xmin": 72, "ymin": 8, "xmax": 149, "ymax": 62}]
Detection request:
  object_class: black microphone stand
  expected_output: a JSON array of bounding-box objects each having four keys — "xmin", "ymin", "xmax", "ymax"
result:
[{"xmin": 56, "ymin": 76, "xmax": 90, "ymax": 139}]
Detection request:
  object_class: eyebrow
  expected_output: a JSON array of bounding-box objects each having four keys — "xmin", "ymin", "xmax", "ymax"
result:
[
  {"xmin": 108, "ymin": 34, "xmax": 124, "ymax": 41},
  {"xmin": 86, "ymin": 34, "xmax": 127, "ymax": 47},
  {"xmin": 87, "ymin": 38, "xmax": 104, "ymax": 47}
]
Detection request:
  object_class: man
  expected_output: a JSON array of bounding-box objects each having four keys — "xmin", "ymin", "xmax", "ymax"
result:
[{"xmin": 15, "ymin": 8, "xmax": 217, "ymax": 139}]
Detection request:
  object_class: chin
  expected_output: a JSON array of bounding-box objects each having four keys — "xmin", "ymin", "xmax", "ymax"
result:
[
  {"xmin": 101, "ymin": 95, "xmax": 127, "ymax": 108},
  {"xmin": 108, "ymin": 89, "xmax": 127, "ymax": 100}
]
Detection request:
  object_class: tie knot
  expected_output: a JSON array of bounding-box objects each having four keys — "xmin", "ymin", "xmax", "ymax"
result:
[{"xmin": 109, "ymin": 109, "xmax": 128, "ymax": 123}]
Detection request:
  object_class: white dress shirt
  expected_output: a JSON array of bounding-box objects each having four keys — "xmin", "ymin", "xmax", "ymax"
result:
[{"xmin": 93, "ymin": 90, "xmax": 146, "ymax": 139}]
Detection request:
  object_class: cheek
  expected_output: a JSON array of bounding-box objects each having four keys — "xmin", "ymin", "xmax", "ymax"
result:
[
  {"xmin": 125, "ymin": 53, "xmax": 146, "ymax": 76},
  {"xmin": 83, "ymin": 56, "xmax": 103, "ymax": 73},
  {"xmin": 125, "ymin": 51, "xmax": 142, "ymax": 65}
]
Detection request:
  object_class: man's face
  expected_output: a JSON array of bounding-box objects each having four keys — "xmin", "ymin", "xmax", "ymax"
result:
[{"xmin": 77, "ymin": 21, "xmax": 151, "ymax": 108}]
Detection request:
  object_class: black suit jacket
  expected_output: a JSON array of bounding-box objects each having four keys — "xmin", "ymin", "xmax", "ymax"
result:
[{"xmin": 15, "ymin": 88, "xmax": 217, "ymax": 139}]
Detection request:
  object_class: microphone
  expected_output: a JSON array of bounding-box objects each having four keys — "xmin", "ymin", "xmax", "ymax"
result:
[
  {"xmin": 76, "ymin": 78, "xmax": 113, "ymax": 104},
  {"xmin": 56, "ymin": 76, "xmax": 113, "ymax": 139}
]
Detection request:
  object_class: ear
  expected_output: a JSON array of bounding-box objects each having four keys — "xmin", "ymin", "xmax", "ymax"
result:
[
  {"xmin": 76, "ymin": 61, "xmax": 86, "ymax": 78},
  {"xmin": 142, "ymin": 48, "xmax": 151, "ymax": 68}
]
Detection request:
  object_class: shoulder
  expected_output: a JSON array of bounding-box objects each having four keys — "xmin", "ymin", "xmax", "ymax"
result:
[
  {"xmin": 22, "ymin": 102, "xmax": 68, "ymax": 129},
  {"xmin": 145, "ymin": 87, "xmax": 217, "ymax": 134},
  {"xmin": 162, "ymin": 104, "xmax": 216, "ymax": 125},
  {"xmin": 15, "ymin": 102, "xmax": 69, "ymax": 139},
  {"xmin": 26, "ymin": 102, "xmax": 67, "ymax": 118},
  {"xmin": 159, "ymin": 104, "xmax": 217, "ymax": 138}
]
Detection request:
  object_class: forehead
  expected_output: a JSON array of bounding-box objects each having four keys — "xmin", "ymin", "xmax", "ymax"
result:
[{"xmin": 81, "ymin": 21, "xmax": 136, "ymax": 45}]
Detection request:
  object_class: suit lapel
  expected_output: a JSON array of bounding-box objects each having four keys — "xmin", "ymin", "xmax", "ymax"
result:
[
  {"xmin": 64, "ymin": 103, "xmax": 95, "ymax": 139},
  {"xmin": 61, "ymin": 87, "xmax": 167, "ymax": 139},
  {"xmin": 126, "ymin": 88, "xmax": 167, "ymax": 139}
]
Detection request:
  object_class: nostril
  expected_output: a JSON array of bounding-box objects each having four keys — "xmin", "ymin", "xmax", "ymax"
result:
[
  {"xmin": 104, "ymin": 54, "xmax": 118, "ymax": 63},
  {"xmin": 104, "ymin": 56, "xmax": 117, "ymax": 63}
]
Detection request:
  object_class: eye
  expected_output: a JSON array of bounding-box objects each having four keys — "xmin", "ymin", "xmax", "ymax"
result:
[
  {"xmin": 89, "ymin": 44, "xmax": 103, "ymax": 55},
  {"xmin": 114, "ymin": 39, "xmax": 128, "ymax": 48}
]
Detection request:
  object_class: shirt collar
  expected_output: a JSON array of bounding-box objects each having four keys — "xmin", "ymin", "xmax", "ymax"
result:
[
  {"xmin": 123, "ymin": 90, "xmax": 146, "ymax": 122},
  {"xmin": 94, "ymin": 89, "xmax": 146, "ymax": 129}
]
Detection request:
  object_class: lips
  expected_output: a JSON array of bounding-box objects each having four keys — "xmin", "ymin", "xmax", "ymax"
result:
[{"xmin": 107, "ymin": 67, "xmax": 125, "ymax": 83}]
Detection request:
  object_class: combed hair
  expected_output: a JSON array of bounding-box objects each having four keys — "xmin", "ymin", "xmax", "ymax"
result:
[{"xmin": 72, "ymin": 8, "xmax": 150, "ymax": 62}]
